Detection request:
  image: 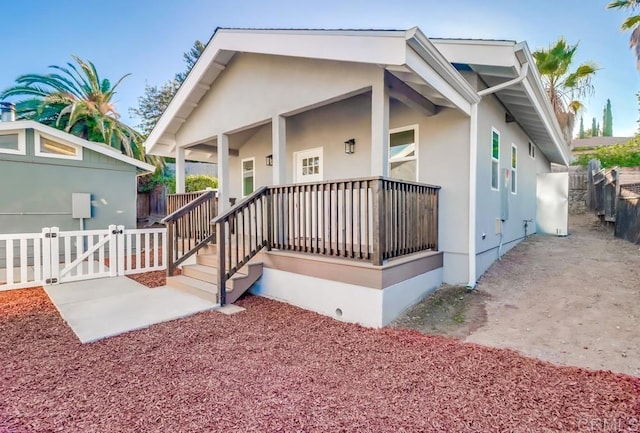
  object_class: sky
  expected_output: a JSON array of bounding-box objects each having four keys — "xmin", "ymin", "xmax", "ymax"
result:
[{"xmin": 2, "ymin": 0, "xmax": 640, "ymax": 137}]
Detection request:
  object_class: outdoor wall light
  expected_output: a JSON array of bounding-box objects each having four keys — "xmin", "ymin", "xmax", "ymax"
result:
[
  {"xmin": 266, "ymin": 154, "xmax": 273, "ymax": 166},
  {"xmin": 344, "ymin": 139, "xmax": 355, "ymax": 154}
]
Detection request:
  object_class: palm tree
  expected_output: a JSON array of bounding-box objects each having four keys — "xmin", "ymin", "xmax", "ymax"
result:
[
  {"xmin": 0, "ymin": 56, "xmax": 146, "ymax": 160},
  {"xmin": 608, "ymin": 0, "xmax": 640, "ymax": 69},
  {"xmin": 532, "ymin": 38, "xmax": 598, "ymax": 145}
]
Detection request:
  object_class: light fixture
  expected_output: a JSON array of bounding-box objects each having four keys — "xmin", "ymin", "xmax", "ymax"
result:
[
  {"xmin": 266, "ymin": 154, "xmax": 273, "ymax": 166},
  {"xmin": 344, "ymin": 138, "xmax": 355, "ymax": 154}
]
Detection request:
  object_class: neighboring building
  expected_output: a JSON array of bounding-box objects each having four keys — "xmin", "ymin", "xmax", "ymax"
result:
[
  {"xmin": 0, "ymin": 119, "xmax": 155, "ymax": 234},
  {"xmin": 571, "ymin": 136, "xmax": 632, "ymax": 153},
  {"xmin": 145, "ymin": 28, "xmax": 569, "ymax": 327}
]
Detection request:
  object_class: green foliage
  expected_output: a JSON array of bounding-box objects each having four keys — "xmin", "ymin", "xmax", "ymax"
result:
[
  {"xmin": 573, "ymin": 140, "xmax": 640, "ymax": 167},
  {"xmin": 0, "ymin": 56, "xmax": 152, "ymax": 163},
  {"xmin": 578, "ymin": 116, "xmax": 585, "ymax": 138},
  {"xmin": 130, "ymin": 40, "xmax": 205, "ymax": 136},
  {"xmin": 533, "ymin": 38, "xmax": 598, "ymax": 143},
  {"xmin": 138, "ymin": 167, "xmax": 174, "ymax": 192},
  {"xmin": 167, "ymin": 174, "xmax": 218, "ymax": 194},
  {"xmin": 603, "ymin": 99, "xmax": 613, "ymax": 136},
  {"xmin": 607, "ymin": 0, "xmax": 640, "ymax": 69},
  {"xmin": 591, "ymin": 117, "xmax": 598, "ymax": 137}
]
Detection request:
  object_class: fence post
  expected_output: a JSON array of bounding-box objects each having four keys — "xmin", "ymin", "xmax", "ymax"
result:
[
  {"xmin": 50, "ymin": 227, "xmax": 60, "ymax": 284},
  {"xmin": 217, "ymin": 220, "xmax": 226, "ymax": 305},
  {"xmin": 166, "ymin": 222, "xmax": 174, "ymax": 277},
  {"xmin": 371, "ymin": 179, "xmax": 385, "ymax": 266},
  {"xmin": 107, "ymin": 225, "xmax": 117, "ymax": 277},
  {"xmin": 266, "ymin": 190, "xmax": 273, "ymax": 251},
  {"xmin": 117, "ymin": 225, "xmax": 125, "ymax": 276},
  {"xmin": 42, "ymin": 228, "xmax": 51, "ymax": 284}
]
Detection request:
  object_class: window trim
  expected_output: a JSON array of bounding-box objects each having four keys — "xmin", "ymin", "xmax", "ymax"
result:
[
  {"xmin": 491, "ymin": 127, "xmax": 500, "ymax": 191},
  {"xmin": 35, "ymin": 131, "xmax": 82, "ymax": 160},
  {"xmin": 389, "ymin": 124, "xmax": 419, "ymax": 182},
  {"xmin": 241, "ymin": 157, "xmax": 255, "ymax": 198},
  {"xmin": 528, "ymin": 142, "xmax": 536, "ymax": 159},
  {"xmin": 0, "ymin": 129, "xmax": 26, "ymax": 155},
  {"xmin": 511, "ymin": 143, "xmax": 517, "ymax": 195}
]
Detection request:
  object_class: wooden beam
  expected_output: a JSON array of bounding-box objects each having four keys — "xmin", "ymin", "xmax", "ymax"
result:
[{"xmin": 385, "ymin": 72, "xmax": 439, "ymax": 117}]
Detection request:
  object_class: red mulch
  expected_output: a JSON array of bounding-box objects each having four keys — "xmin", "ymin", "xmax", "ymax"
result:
[
  {"xmin": 104, "ymin": 249, "xmax": 179, "ymax": 288},
  {"xmin": 1, "ymin": 289, "xmax": 639, "ymax": 433}
]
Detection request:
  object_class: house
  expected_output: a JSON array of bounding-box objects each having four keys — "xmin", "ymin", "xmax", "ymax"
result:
[
  {"xmin": 145, "ymin": 28, "xmax": 569, "ymax": 327},
  {"xmin": 0, "ymin": 117, "xmax": 155, "ymax": 234}
]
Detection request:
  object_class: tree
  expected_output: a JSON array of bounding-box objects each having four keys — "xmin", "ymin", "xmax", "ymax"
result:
[
  {"xmin": 532, "ymin": 38, "xmax": 598, "ymax": 145},
  {"xmin": 0, "ymin": 56, "xmax": 146, "ymax": 160},
  {"xmin": 603, "ymin": 99, "xmax": 613, "ymax": 136},
  {"xmin": 607, "ymin": 1, "xmax": 640, "ymax": 69},
  {"xmin": 578, "ymin": 116, "xmax": 586, "ymax": 138},
  {"xmin": 592, "ymin": 117, "xmax": 598, "ymax": 137},
  {"xmin": 130, "ymin": 40, "xmax": 206, "ymax": 136}
]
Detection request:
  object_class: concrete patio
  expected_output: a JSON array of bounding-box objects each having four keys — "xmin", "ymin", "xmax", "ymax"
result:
[{"xmin": 43, "ymin": 277, "xmax": 218, "ymax": 343}]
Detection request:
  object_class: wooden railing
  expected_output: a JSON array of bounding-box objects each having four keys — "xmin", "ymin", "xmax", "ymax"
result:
[
  {"xmin": 165, "ymin": 177, "xmax": 440, "ymax": 304},
  {"xmin": 162, "ymin": 190, "xmax": 218, "ymax": 276},
  {"xmin": 268, "ymin": 177, "xmax": 439, "ymax": 265},
  {"xmin": 212, "ymin": 187, "xmax": 270, "ymax": 304},
  {"xmin": 166, "ymin": 191, "xmax": 211, "ymax": 216}
]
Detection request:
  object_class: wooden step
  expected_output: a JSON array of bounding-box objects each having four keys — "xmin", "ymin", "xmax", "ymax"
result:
[
  {"xmin": 166, "ymin": 275, "xmax": 218, "ymax": 302},
  {"xmin": 170, "ymin": 262, "xmax": 264, "ymax": 305}
]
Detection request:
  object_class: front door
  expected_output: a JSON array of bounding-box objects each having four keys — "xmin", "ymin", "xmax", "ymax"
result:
[{"xmin": 294, "ymin": 147, "xmax": 323, "ymax": 183}]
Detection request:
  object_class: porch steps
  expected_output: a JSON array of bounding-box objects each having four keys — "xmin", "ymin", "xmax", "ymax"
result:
[{"xmin": 166, "ymin": 251, "xmax": 263, "ymax": 304}]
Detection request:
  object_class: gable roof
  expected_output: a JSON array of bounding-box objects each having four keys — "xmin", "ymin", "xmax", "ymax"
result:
[
  {"xmin": 0, "ymin": 120, "xmax": 155, "ymax": 173},
  {"xmin": 432, "ymin": 38, "xmax": 569, "ymax": 165},
  {"xmin": 144, "ymin": 27, "xmax": 567, "ymax": 166},
  {"xmin": 144, "ymin": 27, "xmax": 480, "ymax": 156},
  {"xmin": 571, "ymin": 136, "xmax": 632, "ymax": 149}
]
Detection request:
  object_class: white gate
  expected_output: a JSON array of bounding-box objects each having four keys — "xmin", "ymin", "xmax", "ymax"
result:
[{"xmin": 0, "ymin": 226, "xmax": 166, "ymax": 290}]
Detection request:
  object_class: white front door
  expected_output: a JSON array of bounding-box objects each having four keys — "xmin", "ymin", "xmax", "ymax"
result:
[{"xmin": 294, "ymin": 147, "xmax": 323, "ymax": 183}]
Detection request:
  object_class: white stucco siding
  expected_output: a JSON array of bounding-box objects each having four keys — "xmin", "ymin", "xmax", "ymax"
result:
[
  {"xmin": 389, "ymin": 102, "xmax": 471, "ymax": 284},
  {"xmin": 175, "ymin": 53, "xmax": 381, "ymax": 147},
  {"xmin": 475, "ymin": 94, "xmax": 551, "ymax": 277}
]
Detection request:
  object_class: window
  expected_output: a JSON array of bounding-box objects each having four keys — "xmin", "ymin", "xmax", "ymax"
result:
[
  {"xmin": 242, "ymin": 158, "xmax": 255, "ymax": 197},
  {"xmin": 491, "ymin": 128, "xmax": 500, "ymax": 190},
  {"xmin": 389, "ymin": 125, "xmax": 418, "ymax": 182},
  {"xmin": 528, "ymin": 142, "xmax": 535, "ymax": 159},
  {"xmin": 511, "ymin": 144, "xmax": 517, "ymax": 194},
  {"xmin": 35, "ymin": 133, "xmax": 82, "ymax": 160},
  {"xmin": 0, "ymin": 130, "xmax": 26, "ymax": 155},
  {"xmin": 302, "ymin": 156, "xmax": 319, "ymax": 175}
]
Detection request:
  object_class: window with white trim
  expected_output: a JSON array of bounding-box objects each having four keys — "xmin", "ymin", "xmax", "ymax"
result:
[
  {"xmin": 511, "ymin": 144, "xmax": 517, "ymax": 194},
  {"xmin": 528, "ymin": 142, "xmax": 535, "ymax": 159},
  {"xmin": 35, "ymin": 133, "xmax": 82, "ymax": 160},
  {"xmin": 0, "ymin": 130, "xmax": 26, "ymax": 155},
  {"xmin": 491, "ymin": 128, "xmax": 500, "ymax": 190},
  {"xmin": 241, "ymin": 157, "xmax": 255, "ymax": 197},
  {"xmin": 389, "ymin": 125, "xmax": 418, "ymax": 182}
]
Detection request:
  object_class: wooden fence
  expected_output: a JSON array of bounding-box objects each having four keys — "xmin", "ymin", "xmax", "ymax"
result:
[{"xmin": 586, "ymin": 160, "xmax": 640, "ymax": 244}]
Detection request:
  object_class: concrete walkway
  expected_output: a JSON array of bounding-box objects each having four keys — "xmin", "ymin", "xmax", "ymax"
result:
[{"xmin": 44, "ymin": 277, "xmax": 217, "ymax": 343}]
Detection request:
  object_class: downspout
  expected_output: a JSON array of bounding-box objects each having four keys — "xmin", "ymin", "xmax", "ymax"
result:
[{"xmin": 466, "ymin": 61, "xmax": 529, "ymax": 289}]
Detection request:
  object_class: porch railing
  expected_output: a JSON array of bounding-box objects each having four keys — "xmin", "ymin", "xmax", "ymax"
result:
[
  {"xmin": 166, "ymin": 191, "xmax": 212, "ymax": 216},
  {"xmin": 212, "ymin": 187, "xmax": 270, "ymax": 304},
  {"xmin": 165, "ymin": 177, "xmax": 440, "ymax": 304},
  {"xmin": 162, "ymin": 190, "xmax": 218, "ymax": 276}
]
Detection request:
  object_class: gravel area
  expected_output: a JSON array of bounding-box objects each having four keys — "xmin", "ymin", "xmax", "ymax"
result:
[{"xmin": 2, "ymin": 288, "xmax": 639, "ymax": 432}]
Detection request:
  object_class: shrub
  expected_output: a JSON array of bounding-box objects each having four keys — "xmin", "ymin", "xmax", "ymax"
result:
[
  {"xmin": 167, "ymin": 174, "xmax": 218, "ymax": 194},
  {"xmin": 573, "ymin": 139, "xmax": 640, "ymax": 168}
]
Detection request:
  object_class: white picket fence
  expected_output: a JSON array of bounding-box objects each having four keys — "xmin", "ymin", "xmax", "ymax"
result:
[{"xmin": 0, "ymin": 226, "xmax": 167, "ymax": 291}]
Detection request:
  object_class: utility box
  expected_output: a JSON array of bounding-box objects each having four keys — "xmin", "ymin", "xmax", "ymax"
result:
[
  {"xmin": 72, "ymin": 193, "xmax": 92, "ymax": 219},
  {"xmin": 501, "ymin": 168, "xmax": 510, "ymax": 221}
]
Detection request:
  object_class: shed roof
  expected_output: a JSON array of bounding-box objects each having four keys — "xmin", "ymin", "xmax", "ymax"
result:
[{"xmin": 0, "ymin": 120, "xmax": 155, "ymax": 173}]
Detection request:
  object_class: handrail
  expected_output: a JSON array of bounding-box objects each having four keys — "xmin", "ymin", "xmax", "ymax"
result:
[
  {"xmin": 213, "ymin": 186, "xmax": 270, "ymax": 305},
  {"xmin": 163, "ymin": 190, "xmax": 216, "ymax": 223},
  {"xmin": 163, "ymin": 190, "xmax": 218, "ymax": 276}
]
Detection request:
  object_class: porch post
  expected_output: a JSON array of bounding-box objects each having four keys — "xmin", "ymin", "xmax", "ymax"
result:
[
  {"xmin": 272, "ymin": 115, "xmax": 286, "ymax": 184},
  {"xmin": 217, "ymin": 133, "xmax": 230, "ymax": 214},
  {"xmin": 370, "ymin": 76, "xmax": 390, "ymax": 177},
  {"xmin": 176, "ymin": 147, "xmax": 186, "ymax": 194}
]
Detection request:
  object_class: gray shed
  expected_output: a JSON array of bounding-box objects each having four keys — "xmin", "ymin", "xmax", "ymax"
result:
[{"xmin": 0, "ymin": 120, "xmax": 154, "ymax": 234}]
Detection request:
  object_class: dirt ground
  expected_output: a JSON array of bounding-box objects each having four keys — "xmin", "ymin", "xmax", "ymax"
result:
[{"xmin": 394, "ymin": 213, "xmax": 640, "ymax": 377}]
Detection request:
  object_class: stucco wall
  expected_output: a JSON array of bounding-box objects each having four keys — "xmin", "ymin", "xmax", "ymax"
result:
[
  {"xmin": 176, "ymin": 52, "xmax": 380, "ymax": 147},
  {"xmin": 227, "ymin": 90, "xmax": 472, "ymax": 283},
  {"xmin": 474, "ymin": 95, "xmax": 551, "ymax": 277},
  {"xmin": 0, "ymin": 128, "xmax": 138, "ymax": 234}
]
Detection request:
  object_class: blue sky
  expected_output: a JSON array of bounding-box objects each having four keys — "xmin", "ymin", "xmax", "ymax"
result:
[{"xmin": 3, "ymin": 0, "xmax": 640, "ymax": 137}]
